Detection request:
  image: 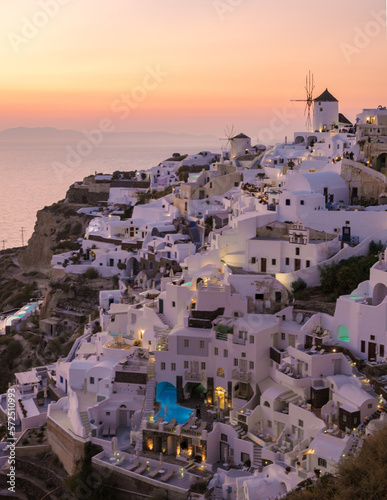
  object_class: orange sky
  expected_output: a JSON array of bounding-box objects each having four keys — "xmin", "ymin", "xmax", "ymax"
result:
[{"xmin": 0, "ymin": 0, "xmax": 386, "ymax": 139}]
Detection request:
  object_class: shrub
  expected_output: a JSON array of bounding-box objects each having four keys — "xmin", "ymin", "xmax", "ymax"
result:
[
  {"xmin": 291, "ymin": 278, "xmax": 307, "ymax": 294},
  {"xmin": 83, "ymin": 268, "xmax": 100, "ymax": 280}
]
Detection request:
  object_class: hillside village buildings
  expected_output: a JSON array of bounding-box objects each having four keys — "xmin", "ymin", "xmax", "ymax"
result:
[{"xmin": 3, "ymin": 93, "xmax": 387, "ymax": 499}]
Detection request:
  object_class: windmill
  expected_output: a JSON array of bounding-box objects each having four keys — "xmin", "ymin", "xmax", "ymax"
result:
[
  {"xmin": 291, "ymin": 71, "xmax": 315, "ymax": 131},
  {"xmin": 219, "ymin": 124, "xmax": 235, "ymax": 158}
]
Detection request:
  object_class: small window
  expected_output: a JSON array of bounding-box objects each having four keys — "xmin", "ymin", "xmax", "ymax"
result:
[
  {"xmin": 286, "ymin": 199, "xmax": 291, "ymax": 206},
  {"xmin": 300, "ymin": 200, "xmax": 305, "ymax": 205},
  {"xmin": 214, "ymin": 347, "xmax": 219, "ymax": 355},
  {"xmin": 201, "ymin": 362, "xmax": 206, "ymax": 370},
  {"xmin": 184, "ymin": 339, "xmax": 189, "ymax": 347},
  {"xmin": 371, "ymin": 335, "xmax": 375, "ymax": 340},
  {"xmin": 171, "ymin": 363, "xmax": 176, "ymax": 371},
  {"xmin": 224, "ymin": 349, "xmax": 228, "ymax": 358},
  {"xmin": 249, "ymin": 335, "xmax": 254, "ymax": 344},
  {"xmin": 184, "ymin": 361, "xmax": 188, "ymax": 369},
  {"xmin": 318, "ymin": 458, "xmax": 327, "ymax": 468},
  {"xmin": 200, "ymin": 340, "xmax": 205, "ymax": 349},
  {"xmin": 298, "ymin": 419, "xmax": 304, "ymax": 427},
  {"xmin": 255, "ymin": 293, "xmax": 264, "ymax": 300},
  {"xmin": 285, "ymin": 258, "xmax": 290, "ymax": 265},
  {"xmin": 306, "ymin": 260, "xmax": 310, "ymax": 268},
  {"xmin": 361, "ymin": 340, "xmax": 365, "ymax": 353},
  {"xmin": 272, "ymin": 259, "xmax": 276, "ymax": 266},
  {"xmin": 161, "ymin": 362, "xmax": 166, "ymax": 370},
  {"xmin": 221, "ymin": 433, "xmax": 228, "ymax": 442},
  {"xmin": 249, "ymin": 361, "xmax": 254, "ymax": 370},
  {"xmin": 172, "ymin": 301, "xmax": 176, "ymax": 307},
  {"xmin": 296, "ymin": 247, "xmax": 300, "ymax": 256},
  {"xmin": 251, "ymin": 257, "xmax": 256, "ymax": 264},
  {"xmin": 368, "ymin": 403, "xmax": 373, "ymax": 409},
  {"xmin": 380, "ymin": 344, "xmax": 385, "ymax": 357},
  {"xmin": 90, "ymin": 377, "xmax": 95, "ymax": 384},
  {"xmin": 275, "ymin": 291, "xmax": 281, "ymax": 302},
  {"xmin": 281, "ymin": 332, "xmax": 285, "ymax": 340},
  {"xmin": 60, "ymin": 376, "xmax": 63, "ymax": 384},
  {"xmin": 241, "ymin": 352, "xmax": 246, "ymax": 358},
  {"xmin": 264, "ymin": 401, "xmax": 270, "ymax": 408},
  {"xmin": 106, "ymin": 412, "xmax": 110, "ymax": 416},
  {"xmin": 268, "ymin": 420, "xmax": 272, "ymax": 428},
  {"xmin": 234, "ymin": 358, "xmax": 239, "ymax": 367}
]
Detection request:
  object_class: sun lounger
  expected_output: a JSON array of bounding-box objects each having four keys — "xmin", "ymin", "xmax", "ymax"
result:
[
  {"xmin": 109, "ymin": 424, "xmax": 117, "ymax": 436},
  {"xmin": 160, "ymin": 469, "xmax": 174, "ymax": 482},
  {"xmin": 102, "ymin": 424, "xmax": 109, "ymax": 437},
  {"xmin": 126, "ymin": 458, "xmax": 140, "ymax": 471},
  {"xmin": 148, "ymin": 464, "xmax": 162, "ymax": 478},
  {"xmin": 135, "ymin": 463, "xmax": 147, "ymax": 475}
]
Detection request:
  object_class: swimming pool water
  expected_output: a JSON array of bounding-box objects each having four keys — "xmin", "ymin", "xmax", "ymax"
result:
[{"xmin": 156, "ymin": 382, "xmax": 193, "ymax": 424}]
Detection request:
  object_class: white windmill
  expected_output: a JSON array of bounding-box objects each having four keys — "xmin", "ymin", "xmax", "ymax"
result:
[
  {"xmin": 219, "ymin": 125, "xmax": 235, "ymax": 161},
  {"xmin": 291, "ymin": 71, "xmax": 315, "ymax": 131}
]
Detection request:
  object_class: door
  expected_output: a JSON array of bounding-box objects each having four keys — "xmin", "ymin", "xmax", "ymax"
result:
[
  {"xmin": 119, "ymin": 410, "xmax": 127, "ymax": 426},
  {"xmin": 368, "ymin": 342, "xmax": 377, "ymax": 361},
  {"xmin": 261, "ymin": 258, "xmax": 267, "ymax": 273},
  {"xmin": 342, "ymin": 226, "xmax": 351, "ymax": 243},
  {"xmin": 295, "ymin": 259, "xmax": 301, "ymax": 271},
  {"xmin": 159, "ymin": 299, "xmax": 164, "ymax": 314}
]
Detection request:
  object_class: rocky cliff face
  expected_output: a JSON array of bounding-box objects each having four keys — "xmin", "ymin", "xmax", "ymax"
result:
[{"xmin": 18, "ymin": 202, "xmax": 89, "ymax": 273}]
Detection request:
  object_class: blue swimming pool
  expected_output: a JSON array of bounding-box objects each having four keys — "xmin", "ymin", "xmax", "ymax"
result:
[{"xmin": 156, "ymin": 382, "xmax": 193, "ymax": 424}]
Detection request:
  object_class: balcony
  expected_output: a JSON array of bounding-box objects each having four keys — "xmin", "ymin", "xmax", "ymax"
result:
[
  {"xmin": 339, "ymin": 235, "xmax": 360, "ymax": 245},
  {"xmin": 231, "ymin": 369, "xmax": 252, "ymax": 383},
  {"xmin": 184, "ymin": 371, "xmax": 206, "ymax": 382}
]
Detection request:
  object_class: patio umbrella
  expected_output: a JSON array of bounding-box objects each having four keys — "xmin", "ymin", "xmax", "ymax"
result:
[
  {"xmin": 160, "ymin": 452, "xmax": 163, "ymax": 467},
  {"xmin": 111, "ymin": 436, "xmax": 118, "ymax": 455}
]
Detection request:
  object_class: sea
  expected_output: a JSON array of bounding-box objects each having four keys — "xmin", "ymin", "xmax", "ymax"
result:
[{"xmin": 0, "ymin": 140, "xmax": 219, "ymax": 250}]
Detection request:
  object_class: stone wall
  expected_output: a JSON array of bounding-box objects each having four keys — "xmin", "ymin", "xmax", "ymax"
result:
[{"xmin": 47, "ymin": 417, "xmax": 85, "ymax": 475}]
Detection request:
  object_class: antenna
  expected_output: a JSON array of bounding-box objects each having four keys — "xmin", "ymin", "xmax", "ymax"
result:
[
  {"xmin": 291, "ymin": 71, "xmax": 315, "ymax": 131},
  {"xmin": 20, "ymin": 227, "xmax": 25, "ymax": 247},
  {"xmin": 1, "ymin": 240, "xmax": 6, "ymax": 252},
  {"xmin": 219, "ymin": 125, "xmax": 235, "ymax": 154}
]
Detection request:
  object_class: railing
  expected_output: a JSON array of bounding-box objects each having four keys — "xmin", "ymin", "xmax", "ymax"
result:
[
  {"xmin": 184, "ymin": 371, "xmax": 206, "ymax": 382},
  {"xmin": 339, "ymin": 235, "xmax": 360, "ymax": 244},
  {"xmin": 231, "ymin": 369, "xmax": 252, "ymax": 383}
]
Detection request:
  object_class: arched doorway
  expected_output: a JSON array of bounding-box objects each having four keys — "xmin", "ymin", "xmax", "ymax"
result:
[
  {"xmin": 373, "ymin": 283, "xmax": 387, "ymax": 306},
  {"xmin": 295, "ymin": 136, "xmax": 305, "ymax": 144},
  {"xmin": 214, "ymin": 386, "xmax": 227, "ymax": 409},
  {"xmin": 307, "ymin": 136, "xmax": 318, "ymax": 147},
  {"xmin": 377, "ymin": 153, "xmax": 387, "ymax": 172}
]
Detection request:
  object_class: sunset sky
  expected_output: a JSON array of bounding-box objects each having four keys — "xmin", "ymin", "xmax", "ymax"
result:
[{"xmin": 1, "ymin": 0, "xmax": 386, "ymax": 140}]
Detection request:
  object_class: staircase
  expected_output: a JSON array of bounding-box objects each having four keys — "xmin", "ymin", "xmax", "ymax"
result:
[
  {"xmin": 80, "ymin": 411, "xmax": 91, "ymax": 437},
  {"xmin": 144, "ymin": 354, "xmax": 156, "ymax": 417},
  {"xmin": 252, "ymin": 443, "xmax": 262, "ymax": 467},
  {"xmin": 231, "ymin": 423, "xmax": 247, "ymax": 439}
]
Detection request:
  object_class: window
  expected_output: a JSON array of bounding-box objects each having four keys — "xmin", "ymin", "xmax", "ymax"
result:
[
  {"xmin": 184, "ymin": 339, "xmax": 189, "ymax": 348},
  {"xmin": 371, "ymin": 335, "xmax": 375, "ymax": 340},
  {"xmin": 60, "ymin": 376, "xmax": 63, "ymax": 384},
  {"xmin": 368, "ymin": 403, "xmax": 373, "ymax": 409},
  {"xmin": 241, "ymin": 353, "xmax": 246, "ymax": 359},
  {"xmin": 285, "ymin": 199, "xmax": 291, "ymax": 206},
  {"xmin": 224, "ymin": 349, "xmax": 228, "ymax": 358},
  {"xmin": 380, "ymin": 344, "xmax": 385, "ymax": 357},
  {"xmin": 275, "ymin": 291, "xmax": 281, "ymax": 302},
  {"xmin": 221, "ymin": 433, "xmax": 228, "ymax": 442},
  {"xmin": 267, "ymin": 420, "xmax": 272, "ymax": 428},
  {"xmin": 106, "ymin": 412, "xmax": 110, "ymax": 416},
  {"xmin": 285, "ymin": 258, "xmax": 290, "ymax": 265},
  {"xmin": 300, "ymin": 200, "xmax": 305, "ymax": 205},
  {"xmin": 161, "ymin": 362, "xmax": 166, "ymax": 370},
  {"xmin": 272, "ymin": 259, "xmax": 276, "ymax": 266},
  {"xmin": 281, "ymin": 332, "xmax": 286, "ymax": 340},
  {"xmin": 214, "ymin": 347, "xmax": 219, "ymax": 355},
  {"xmin": 217, "ymin": 368, "xmax": 225, "ymax": 377},
  {"xmin": 234, "ymin": 358, "xmax": 239, "ymax": 367},
  {"xmin": 171, "ymin": 363, "xmax": 176, "ymax": 371},
  {"xmin": 90, "ymin": 377, "xmax": 95, "ymax": 384},
  {"xmin": 249, "ymin": 361, "xmax": 254, "ymax": 370},
  {"xmin": 298, "ymin": 419, "xmax": 304, "ymax": 427},
  {"xmin": 361, "ymin": 341, "xmax": 365, "ymax": 353},
  {"xmin": 201, "ymin": 362, "xmax": 206, "ymax": 370},
  {"xmin": 172, "ymin": 301, "xmax": 176, "ymax": 307},
  {"xmin": 296, "ymin": 247, "xmax": 300, "ymax": 256},
  {"xmin": 200, "ymin": 340, "xmax": 205, "ymax": 349},
  {"xmin": 255, "ymin": 293, "xmax": 264, "ymax": 300},
  {"xmin": 264, "ymin": 401, "xmax": 270, "ymax": 407},
  {"xmin": 306, "ymin": 260, "xmax": 310, "ymax": 268},
  {"xmin": 249, "ymin": 335, "xmax": 254, "ymax": 344},
  {"xmin": 184, "ymin": 361, "xmax": 188, "ymax": 369},
  {"xmin": 318, "ymin": 458, "xmax": 327, "ymax": 468},
  {"xmin": 251, "ymin": 257, "xmax": 256, "ymax": 264},
  {"xmin": 241, "ymin": 452, "xmax": 250, "ymax": 463}
]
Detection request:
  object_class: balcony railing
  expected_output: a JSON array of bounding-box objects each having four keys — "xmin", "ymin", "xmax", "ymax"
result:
[
  {"xmin": 185, "ymin": 371, "xmax": 206, "ymax": 382},
  {"xmin": 339, "ymin": 235, "xmax": 360, "ymax": 244},
  {"xmin": 231, "ymin": 369, "xmax": 252, "ymax": 383}
]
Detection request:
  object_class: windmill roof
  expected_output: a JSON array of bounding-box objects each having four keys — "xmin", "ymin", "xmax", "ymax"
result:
[
  {"xmin": 338, "ymin": 113, "xmax": 352, "ymax": 125},
  {"xmin": 232, "ymin": 133, "xmax": 250, "ymax": 139},
  {"xmin": 314, "ymin": 89, "xmax": 338, "ymax": 102}
]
